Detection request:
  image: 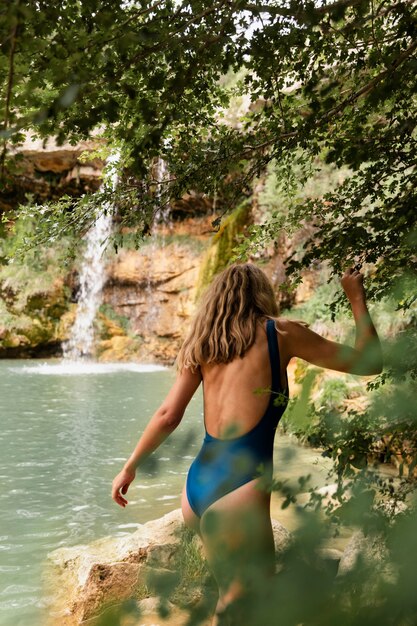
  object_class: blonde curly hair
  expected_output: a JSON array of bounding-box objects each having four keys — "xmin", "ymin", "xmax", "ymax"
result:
[{"xmin": 176, "ymin": 262, "xmax": 280, "ymax": 372}]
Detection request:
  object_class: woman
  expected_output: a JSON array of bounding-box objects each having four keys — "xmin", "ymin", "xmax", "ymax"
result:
[{"xmin": 111, "ymin": 263, "xmax": 382, "ymax": 625}]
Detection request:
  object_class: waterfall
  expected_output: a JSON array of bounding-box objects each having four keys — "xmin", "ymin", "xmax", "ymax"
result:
[
  {"xmin": 143, "ymin": 157, "xmax": 172, "ymax": 327},
  {"xmin": 62, "ymin": 212, "xmax": 112, "ymax": 360},
  {"xmin": 62, "ymin": 153, "xmax": 119, "ymax": 361},
  {"xmin": 154, "ymin": 156, "xmax": 171, "ymax": 225}
]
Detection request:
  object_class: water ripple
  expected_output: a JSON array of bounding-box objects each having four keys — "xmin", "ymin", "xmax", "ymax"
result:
[
  {"xmin": 10, "ymin": 362, "xmax": 168, "ymax": 376},
  {"xmin": 0, "ymin": 584, "xmax": 38, "ymax": 596},
  {"xmin": 15, "ymin": 510, "xmax": 41, "ymax": 518}
]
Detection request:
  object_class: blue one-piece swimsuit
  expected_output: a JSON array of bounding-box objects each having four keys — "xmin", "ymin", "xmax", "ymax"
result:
[{"xmin": 186, "ymin": 319, "xmax": 289, "ymax": 518}]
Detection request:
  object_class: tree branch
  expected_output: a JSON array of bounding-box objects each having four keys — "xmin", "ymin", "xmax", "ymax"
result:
[
  {"xmin": 83, "ymin": 0, "xmax": 167, "ymax": 52},
  {"xmin": 200, "ymin": 39, "xmax": 417, "ymax": 167},
  {"xmin": 241, "ymin": 0, "xmax": 363, "ymax": 19},
  {"xmin": 321, "ymin": 39, "xmax": 417, "ymax": 121},
  {"xmin": 125, "ymin": 0, "xmax": 232, "ymax": 69},
  {"xmin": 1, "ymin": 0, "xmax": 20, "ymax": 177}
]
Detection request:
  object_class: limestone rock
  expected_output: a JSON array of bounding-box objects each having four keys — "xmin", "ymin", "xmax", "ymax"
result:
[
  {"xmin": 0, "ymin": 271, "xmax": 71, "ymax": 357},
  {"xmin": 316, "ymin": 547, "xmax": 343, "ymax": 577},
  {"xmin": 102, "ymin": 242, "xmax": 201, "ymax": 364},
  {"xmin": 97, "ymin": 335, "xmax": 140, "ymax": 362},
  {"xmin": 170, "ymin": 191, "xmax": 218, "ymax": 219},
  {"xmin": 43, "ymin": 509, "xmax": 184, "ymax": 626},
  {"xmin": 2, "ymin": 134, "xmax": 104, "ymax": 212},
  {"xmin": 337, "ymin": 529, "xmax": 397, "ymax": 597},
  {"xmin": 106, "ymin": 245, "xmax": 198, "ymax": 287},
  {"xmin": 98, "ymin": 315, "xmax": 126, "ymax": 339},
  {"xmin": 137, "ymin": 595, "xmax": 175, "ymax": 615},
  {"xmin": 272, "ymin": 518, "xmax": 292, "ymax": 558},
  {"xmin": 315, "ymin": 483, "xmax": 340, "ymax": 507},
  {"xmin": 317, "ymin": 547, "xmax": 343, "ymax": 562}
]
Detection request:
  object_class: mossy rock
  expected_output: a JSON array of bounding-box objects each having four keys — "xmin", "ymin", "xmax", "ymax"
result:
[
  {"xmin": 196, "ymin": 201, "xmax": 252, "ymax": 298},
  {"xmin": 0, "ymin": 332, "xmax": 30, "ymax": 349},
  {"xmin": 25, "ymin": 291, "xmax": 68, "ymax": 319},
  {"xmin": 23, "ymin": 278, "xmax": 69, "ymax": 318},
  {"xmin": 0, "ymin": 318, "xmax": 60, "ymax": 352},
  {"xmin": 18, "ymin": 316, "xmax": 56, "ymax": 345},
  {"xmin": 55, "ymin": 307, "xmax": 77, "ymax": 342},
  {"xmin": 97, "ymin": 335, "xmax": 142, "ymax": 361},
  {"xmin": 96, "ymin": 312, "xmax": 127, "ymax": 340}
]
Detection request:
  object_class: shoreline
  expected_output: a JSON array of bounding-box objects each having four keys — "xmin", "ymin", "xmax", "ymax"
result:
[{"xmin": 42, "ymin": 501, "xmax": 389, "ymax": 626}]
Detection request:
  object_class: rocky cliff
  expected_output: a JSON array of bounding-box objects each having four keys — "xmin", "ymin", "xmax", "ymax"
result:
[
  {"xmin": 0, "ymin": 134, "xmax": 104, "ymax": 213},
  {"xmin": 0, "ymin": 137, "xmax": 319, "ymax": 362},
  {"xmin": 0, "ymin": 201, "xmax": 313, "ymax": 362},
  {"xmin": 97, "ymin": 211, "xmax": 299, "ymax": 364}
]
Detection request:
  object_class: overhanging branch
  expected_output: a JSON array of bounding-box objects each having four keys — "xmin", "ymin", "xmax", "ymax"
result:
[{"xmin": 1, "ymin": 0, "xmax": 20, "ymax": 177}]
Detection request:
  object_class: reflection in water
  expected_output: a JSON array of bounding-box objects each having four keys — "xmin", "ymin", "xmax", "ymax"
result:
[{"xmin": 58, "ymin": 375, "xmax": 101, "ymax": 535}]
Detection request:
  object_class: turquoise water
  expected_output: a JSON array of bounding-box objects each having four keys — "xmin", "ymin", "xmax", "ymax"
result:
[{"xmin": 0, "ymin": 359, "xmax": 332, "ymax": 626}]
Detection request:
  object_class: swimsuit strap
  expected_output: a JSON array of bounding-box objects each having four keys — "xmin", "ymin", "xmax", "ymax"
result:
[{"xmin": 266, "ymin": 318, "xmax": 282, "ymax": 394}]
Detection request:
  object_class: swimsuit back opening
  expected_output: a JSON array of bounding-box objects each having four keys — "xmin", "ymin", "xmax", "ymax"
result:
[{"xmin": 186, "ymin": 318, "xmax": 289, "ymax": 518}]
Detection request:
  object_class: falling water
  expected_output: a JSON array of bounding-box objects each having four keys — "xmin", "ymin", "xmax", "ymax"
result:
[
  {"xmin": 62, "ymin": 153, "xmax": 119, "ymax": 360},
  {"xmin": 154, "ymin": 156, "xmax": 171, "ymax": 225},
  {"xmin": 61, "ymin": 212, "xmax": 112, "ymax": 359},
  {"xmin": 143, "ymin": 156, "xmax": 172, "ymax": 326}
]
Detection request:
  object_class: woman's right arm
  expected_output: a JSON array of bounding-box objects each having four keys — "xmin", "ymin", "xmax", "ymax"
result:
[{"xmin": 283, "ymin": 268, "xmax": 383, "ymax": 376}]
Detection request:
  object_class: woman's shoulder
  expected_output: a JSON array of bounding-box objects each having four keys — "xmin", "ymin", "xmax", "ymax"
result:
[
  {"xmin": 271, "ymin": 316, "xmax": 311, "ymax": 334},
  {"xmin": 270, "ymin": 317, "xmax": 311, "ymax": 362}
]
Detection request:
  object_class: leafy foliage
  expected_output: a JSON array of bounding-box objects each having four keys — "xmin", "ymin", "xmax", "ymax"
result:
[
  {"xmin": 1, "ymin": 2, "xmax": 417, "ymax": 624},
  {"xmin": 1, "ymin": 0, "xmax": 416, "ymax": 303}
]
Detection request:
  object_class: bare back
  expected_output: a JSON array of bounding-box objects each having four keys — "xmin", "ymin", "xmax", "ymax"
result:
[{"xmin": 201, "ymin": 318, "xmax": 289, "ymax": 439}]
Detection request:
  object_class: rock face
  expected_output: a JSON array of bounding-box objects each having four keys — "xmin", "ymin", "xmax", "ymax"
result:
[
  {"xmin": 0, "ymin": 216, "xmax": 213, "ymax": 360},
  {"xmin": 0, "ymin": 274, "xmax": 70, "ymax": 358},
  {"xmin": 101, "ymin": 240, "xmax": 201, "ymax": 363},
  {"xmin": 42, "ymin": 508, "xmax": 292, "ymax": 626},
  {"xmin": 0, "ymin": 214, "xmax": 313, "ymax": 362},
  {"xmin": 97, "ymin": 212, "xmax": 304, "ymax": 365},
  {"xmin": 1, "ymin": 135, "xmax": 104, "ymax": 212}
]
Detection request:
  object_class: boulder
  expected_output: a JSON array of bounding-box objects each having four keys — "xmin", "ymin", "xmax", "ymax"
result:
[
  {"xmin": 0, "ymin": 274, "xmax": 70, "ymax": 357},
  {"xmin": 316, "ymin": 547, "xmax": 344, "ymax": 577},
  {"xmin": 43, "ymin": 509, "xmax": 184, "ymax": 626},
  {"xmin": 272, "ymin": 518, "xmax": 292, "ymax": 559},
  {"xmin": 337, "ymin": 529, "xmax": 391, "ymax": 577},
  {"xmin": 337, "ymin": 528, "xmax": 397, "ymax": 601}
]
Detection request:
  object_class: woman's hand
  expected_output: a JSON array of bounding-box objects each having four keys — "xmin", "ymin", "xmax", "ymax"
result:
[
  {"xmin": 111, "ymin": 467, "xmax": 136, "ymax": 508},
  {"xmin": 341, "ymin": 266, "xmax": 366, "ymax": 303}
]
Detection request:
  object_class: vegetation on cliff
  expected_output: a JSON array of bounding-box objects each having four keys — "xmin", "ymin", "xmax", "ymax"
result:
[{"xmin": 196, "ymin": 199, "xmax": 252, "ymax": 297}]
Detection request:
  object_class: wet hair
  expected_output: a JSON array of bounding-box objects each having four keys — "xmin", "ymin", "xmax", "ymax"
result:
[{"xmin": 176, "ymin": 262, "xmax": 279, "ymax": 372}]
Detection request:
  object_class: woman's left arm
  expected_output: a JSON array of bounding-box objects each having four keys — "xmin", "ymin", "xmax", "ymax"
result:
[{"xmin": 111, "ymin": 367, "xmax": 202, "ymax": 508}]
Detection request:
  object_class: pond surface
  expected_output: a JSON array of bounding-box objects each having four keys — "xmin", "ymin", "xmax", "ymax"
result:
[{"xmin": 0, "ymin": 359, "xmax": 334, "ymax": 626}]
